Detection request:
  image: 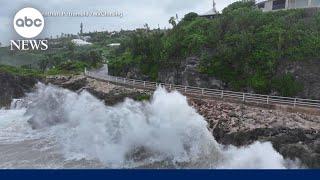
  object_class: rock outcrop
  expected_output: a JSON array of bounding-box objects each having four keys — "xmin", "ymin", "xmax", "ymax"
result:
[
  {"xmin": 0, "ymin": 72, "xmax": 38, "ymax": 107},
  {"xmin": 113, "ymin": 55, "xmax": 320, "ymax": 100},
  {"xmin": 191, "ymin": 99, "xmax": 320, "ymax": 168},
  {"xmin": 277, "ymin": 59, "xmax": 320, "ymax": 99},
  {"xmin": 157, "ymin": 56, "xmax": 223, "ymax": 89},
  {"xmin": 46, "ymin": 75, "xmax": 151, "ymax": 106}
]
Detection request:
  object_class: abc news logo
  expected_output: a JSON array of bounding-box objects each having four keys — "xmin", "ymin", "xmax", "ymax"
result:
[
  {"xmin": 16, "ymin": 16, "xmax": 43, "ymax": 28},
  {"xmin": 10, "ymin": 7, "xmax": 48, "ymax": 51}
]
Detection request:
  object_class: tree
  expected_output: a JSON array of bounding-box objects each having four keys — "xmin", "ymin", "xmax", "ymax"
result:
[
  {"xmin": 222, "ymin": 0, "xmax": 255, "ymax": 14},
  {"xmin": 66, "ymin": 41, "xmax": 76, "ymax": 59},
  {"xmin": 108, "ymin": 1, "xmax": 315, "ymax": 96},
  {"xmin": 38, "ymin": 57, "xmax": 50, "ymax": 72},
  {"xmin": 182, "ymin": 12, "xmax": 198, "ymax": 21},
  {"xmin": 143, "ymin": 23, "xmax": 150, "ymax": 31},
  {"xmin": 89, "ymin": 50, "xmax": 101, "ymax": 67},
  {"xmin": 169, "ymin": 17, "xmax": 177, "ymax": 27}
]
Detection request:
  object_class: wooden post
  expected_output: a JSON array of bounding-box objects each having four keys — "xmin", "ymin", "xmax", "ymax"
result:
[
  {"xmin": 221, "ymin": 90, "xmax": 224, "ymax": 99},
  {"xmin": 185, "ymin": 86, "xmax": 187, "ymax": 92},
  {"xmin": 144, "ymin": 81, "xmax": 146, "ymax": 88},
  {"xmin": 243, "ymin": 93, "xmax": 245, "ymax": 102},
  {"xmin": 294, "ymin": 98, "xmax": 297, "ymax": 107},
  {"xmin": 267, "ymin": 96, "xmax": 269, "ymax": 104}
]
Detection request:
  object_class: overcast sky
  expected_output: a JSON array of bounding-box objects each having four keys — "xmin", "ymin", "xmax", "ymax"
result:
[{"xmin": 0, "ymin": 0, "xmax": 240, "ymax": 45}]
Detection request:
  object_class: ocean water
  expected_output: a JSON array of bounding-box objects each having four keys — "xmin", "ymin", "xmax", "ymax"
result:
[{"xmin": 0, "ymin": 83, "xmax": 297, "ymax": 169}]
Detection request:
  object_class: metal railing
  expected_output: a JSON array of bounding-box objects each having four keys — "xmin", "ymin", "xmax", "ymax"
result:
[{"xmin": 85, "ymin": 71, "xmax": 320, "ymax": 109}]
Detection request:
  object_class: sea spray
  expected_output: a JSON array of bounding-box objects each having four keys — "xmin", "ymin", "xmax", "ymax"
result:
[{"xmin": 0, "ymin": 83, "xmax": 297, "ymax": 168}]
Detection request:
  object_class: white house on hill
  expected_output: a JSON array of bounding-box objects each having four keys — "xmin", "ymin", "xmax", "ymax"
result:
[
  {"xmin": 199, "ymin": 0, "xmax": 218, "ymax": 18},
  {"xmin": 257, "ymin": 0, "xmax": 320, "ymax": 11},
  {"xmin": 71, "ymin": 39, "xmax": 92, "ymax": 46},
  {"xmin": 107, "ymin": 43, "xmax": 121, "ymax": 47}
]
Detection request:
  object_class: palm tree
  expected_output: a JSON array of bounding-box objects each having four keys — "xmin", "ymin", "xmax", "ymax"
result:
[{"xmin": 169, "ymin": 17, "xmax": 177, "ymax": 27}]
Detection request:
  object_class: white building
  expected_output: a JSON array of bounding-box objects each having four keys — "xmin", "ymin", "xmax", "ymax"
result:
[
  {"xmin": 82, "ymin": 36, "xmax": 91, "ymax": 42},
  {"xmin": 199, "ymin": 0, "xmax": 218, "ymax": 18},
  {"xmin": 258, "ymin": 0, "xmax": 320, "ymax": 12},
  {"xmin": 107, "ymin": 43, "xmax": 121, "ymax": 47},
  {"xmin": 71, "ymin": 39, "xmax": 92, "ymax": 46}
]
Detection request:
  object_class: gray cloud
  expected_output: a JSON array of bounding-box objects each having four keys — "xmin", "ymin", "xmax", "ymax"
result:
[{"xmin": 0, "ymin": 0, "xmax": 239, "ymax": 45}]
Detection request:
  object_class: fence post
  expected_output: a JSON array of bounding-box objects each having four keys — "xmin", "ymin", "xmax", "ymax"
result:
[
  {"xmin": 294, "ymin": 98, "xmax": 297, "ymax": 107},
  {"xmin": 144, "ymin": 81, "xmax": 146, "ymax": 88},
  {"xmin": 202, "ymin": 88, "xmax": 204, "ymax": 95},
  {"xmin": 267, "ymin": 96, "xmax": 269, "ymax": 104},
  {"xmin": 243, "ymin": 93, "xmax": 245, "ymax": 102},
  {"xmin": 185, "ymin": 86, "xmax": 187, "ymax": 93},
  {"xmin": 115, "ymin": 77, "xmax": 117, "ymax": 83},
  {"xmin": 221, "ymin": 90, "xmax": 224, "ymax": 99},
  {"xmin": 169, "ymin": 84, "xmax": 172, "ymax": 90},
  {"xmin": 133, "ymin": 80, "xmax": 135, "ymax": 86}
]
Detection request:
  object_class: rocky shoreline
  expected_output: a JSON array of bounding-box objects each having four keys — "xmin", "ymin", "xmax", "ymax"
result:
[
  {"xmin": 45, "ymin": 75, "xmax": 320, "ymax": 168},
  {"xmin": 190, "ymin": 99, "xmax": 320, "ymax": 168},
  {"xmin": 1, "ymin": 74, "xmax": 320, "ymax": 168},
  {"xmin": 45, "ymin": 75, "xmax": 151, "ymax": 106}
]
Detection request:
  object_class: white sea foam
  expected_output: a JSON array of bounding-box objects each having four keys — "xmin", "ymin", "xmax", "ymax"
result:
[{"xmin": 0, "ymin": 83, "xmax": 298, "ymax": 168}]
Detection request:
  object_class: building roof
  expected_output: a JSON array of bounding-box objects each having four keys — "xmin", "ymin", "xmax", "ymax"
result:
[
  {"xmin": 107, "ymin": 43, "xmax": 121, "ymax": 47},
  {"xmin": 200, "ymin": 8, "xmax": 217, "ymax": 16},
  {"xmin": 199, "ymin": 0, "xmax": 218, "ymax": 17},
  {"xmin": 71, "ymin": 39, "xmax": 92, "ymax": 46},
  {"xmin": 256, "ymin": 0, "xmax": 267, "ymax": 2}
]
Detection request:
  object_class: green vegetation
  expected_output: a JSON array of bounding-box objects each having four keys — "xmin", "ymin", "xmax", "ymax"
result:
[
  {"xmin": 45, "ymin": 61, "xmax": 90, "ymax": 75},
  {"xmin": 0, "ymin": 34, "xmax": 109, "ymax": 76},
  {"xmin": 108, "ymin": 1, "xmax": 320, "ymax": 97},
  {"xmin": 0, "ymin": 47, "xmax": 45, "ymax": 68},
  {"xmin": 1, "ymin": 1, "xmax": 319, "ymax": 98},
  {"xmin": 37, "ymin": 42, "xmax": 104, "ymax": 74},
  {"xmin": 133, "ymin": 94, "xmax": 151, "ymax": 102},
  {"xmin": 0, "ymin": 64, "xmax": 43, "ymax": 78},
  {"xmin": 272, "ymin": 74, "xmax": 303, "ymax": 97},
  {"xmin": 108, "ymin": 28, "xmax": 164, "ymax": 80},
  {"xmin": 2, "ymin": 27, "xmax": 137, "ymax": 75}
]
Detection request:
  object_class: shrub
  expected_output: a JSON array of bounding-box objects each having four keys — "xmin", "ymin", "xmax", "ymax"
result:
[{"xmin": 272, "ymin": 74, "xmax": 303, "ymax": 97}]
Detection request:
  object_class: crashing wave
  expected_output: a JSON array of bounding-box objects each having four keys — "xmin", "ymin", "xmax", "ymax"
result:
[{"xmin": 0, "ymin": 83, "xmax": 298, "ymax": 168}]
